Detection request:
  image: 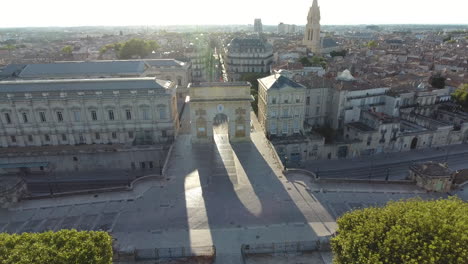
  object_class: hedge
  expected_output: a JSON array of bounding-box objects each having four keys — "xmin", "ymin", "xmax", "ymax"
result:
[
  {"xmin": 0, "ymin": 229, "xmax": 112, "ymax": 264},
  {"xmin": 331, "ymin": 197, "xmax": 468, "ymax": 264}
]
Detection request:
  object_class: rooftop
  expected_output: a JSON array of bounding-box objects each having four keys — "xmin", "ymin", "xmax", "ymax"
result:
[
  {"xmin": 259, "ymin": 74, "xmax": 305, "ymax": 90},
  {"xmin": 189, "ymin": 82, "xmax": 251, "ymax": 88},
  {"xmin": 410, "ymin": 162, "xmax": 452, "ymax": 178},
  {"xmin": 346, "ymin": 122, "xmax": 375, "ymax": 132},
  {"xmin": 0, "ymin": 77, "xmax": 172, "ymax": 93},
  {"xmin": 19, "ymin": 60, "xmax": 147, "ymax": 78}
]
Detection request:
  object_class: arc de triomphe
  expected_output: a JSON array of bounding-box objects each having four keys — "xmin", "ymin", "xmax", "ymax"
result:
[{"xmin": 189, "ymin": 82, "xmax": 253, "ymax": 143}]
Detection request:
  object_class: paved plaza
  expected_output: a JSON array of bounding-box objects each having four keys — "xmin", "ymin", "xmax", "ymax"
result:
[{"xmin": 0, "ymin": 107, "xmax": 461, "ymax": 263}]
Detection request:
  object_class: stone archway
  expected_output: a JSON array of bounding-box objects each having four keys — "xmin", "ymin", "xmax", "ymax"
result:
[
  {"xmin": 189, "ymin": 82, "xmax": 252, "ymax": 143},
  {"xmin": 213, "ymin": 113, "xmax": 229, "ymax": 135},
  {"xmin": 410, "ymin": 137, "xmax": 418, "ymax": 150}
]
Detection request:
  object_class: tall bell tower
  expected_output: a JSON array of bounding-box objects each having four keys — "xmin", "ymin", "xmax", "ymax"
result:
[{"xmin": 303, "ymin": 0, "xmax": 321, "ymax": 54}]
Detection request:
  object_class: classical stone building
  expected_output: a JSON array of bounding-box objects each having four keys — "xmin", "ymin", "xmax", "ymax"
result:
[
  {"xmin": 189, "ymin": 82, "xmax": 252, "ymax": 143},
  {"xmin": 303, "ymin": 0, "xmax": 321, "ymax": 54},
  {"xmin": 409, "ymin": 162, "xmax": 453, "ymax": 192},
  {"xmin": 0, "ymin": 59, "xmax": 192, "ymax": 100},
  {"xmin": 225, "ymin": 36, "xmax": 273, "ymax": 82},
  {"xmin": 0, "ymin": 77, "xmax": 178, "ymax": 148},
  {"xmin": 258, "ymin": 74, "xmax": 306, "ymax": 137},
  {"xmin": 257, "ymin": 72, "xmax": 468, "ymax": 162}
]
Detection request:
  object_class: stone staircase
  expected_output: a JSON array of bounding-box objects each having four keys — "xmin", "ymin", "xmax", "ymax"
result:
[{"xmin": 212, "ymin": 133, "xmax": 238, "ymax": 186}]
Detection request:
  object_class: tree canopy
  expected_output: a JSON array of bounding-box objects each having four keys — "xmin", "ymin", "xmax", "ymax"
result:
[
  {"xmin": 367, "ymin": 40, "xmax": 378, "ymax": 49},
  {"xmin": 330, "ymin": 50, "xmax": 347, "ymax": 57},
  {"xmin": 429, "ymin": 73, "xmax": 446, "ymax": 89},
  {"xmin": 61, "ymin": 45, "xmax": 73, "ymax": 55},
  {"xmin": 299, "ymin": 56, "xmax": 326, "ymax": 68},
  {"xmin": 241, "ymin": 72, "xmax": 269, "ymax": 115},
  {"xmin": 453, "ymin": 84, "xmax": 468, "ymax": 110},
  {"xmin": 118, "ymin": 38, "xmax": 159, "ymax": 59},
  {"xmin": 331, "ymin": 197, "xmax": 468, "ymax": 264},
  {"xmin": 0, "ymin": 230, "xmax": 113, "ymax": 264}
]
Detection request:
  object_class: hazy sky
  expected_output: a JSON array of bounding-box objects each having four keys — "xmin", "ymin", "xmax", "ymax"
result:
[{"xmin": 1, "ymin": 0, "xmax": 467, "ymax": 27}]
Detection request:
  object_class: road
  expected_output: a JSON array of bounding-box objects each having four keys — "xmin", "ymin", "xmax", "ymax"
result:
[{"xmin": 301, "ymin": 146, "xmax": 468, "ymax": 180}]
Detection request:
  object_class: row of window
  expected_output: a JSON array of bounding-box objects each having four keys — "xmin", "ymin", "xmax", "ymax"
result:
[
  {"xmin": 269, "ymin": 107, "xmax": 303, "ymax": 118},
  {"xmin": 7, "ymin": 131, "xmax": 136, "ymax": 144},
  {"xmin": 270, "ymin": 95, "xmax": 302, "ymax": 104},
  {"xmin": 269, "ymin": 119, "xmax": 301, "ymax": 135},
  {"xmin": 2, "ymin": 108, "xmax": 167, "ymax": 125}
]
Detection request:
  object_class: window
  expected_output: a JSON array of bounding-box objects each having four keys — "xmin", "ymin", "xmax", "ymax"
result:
[
  {"xmin": 270, "ymin": 122, "xmax": 277, "ymax": 134},
  {"xmin": 128, "ymin": 131, "xmax": 134, "ymax": 138},
  {"xmin": 295, "ymin": 95, "xmax": 300, "ymax": 103},
  {"xmin": 62, "ymin": 134, "xmax": 67, "ymax": 141},
  {"xmin": 159, "ymin": 106, "xmax": 167, "ymax": 119},
  {"xmin": 149, "ymin": 161, "xmax": 154, "ymax": 169},
  {"xmin": 282, "ymin": 122, "xmax": 289, "ymax": 134},
  {"xmin": 272, "ymin": 97, "xmax": 277, "ymax": 104},
  {"xmin": 282, "ymin": 108, "xmax": 289, "ymax": 118},
  {"xmin": 112, "ymin": 132, "xmax": 117, "ymax": 139},
  {"xmin": 177, "ymin": 77, "xmax": 182, "ymax": 86},
  {"xmin": 95, "ymin": 132, "xmax": 100, "ymax": 140},
  {"xmin": 108, "ymin": 110, "xmax": 114, "ymax": 120},
  {"xmin": 39, "ymin": 112, "xmax": 46, "ymax": 122},
  {"xmin": 57, "ymin": 111, "xmax": 63, "ymax": 122},
  {"xmin": 315, "ymin": 106, "xmax": 320, "ymax": 115},
  {"xmin": 73, "ymin": 110, "xmax": 81, "ymax": 122},
  {"xmin": 142, "ymin": 108, "xmax": 150, "ymax": 120},
  {"xmin": 140, "ymin": 162, "xmax": 146, "ymax": 169},
  {"xmin": 91, "ymin": 110, "xmax": 98, "ymax": 121},
  {"xmin": 293, "ymin": 119, "xmax": 299, "ymax": 133},
  {"xmin": 306, "ymin": 97, "xmax": 310, "ymax": 105},
  {"xmin": 4, "ymin": 113, "xmax": 11, "ymax": 124},
  {"xmin": 126, "ymin": 109, "xmax": 132, "ymax": 120},
  {"xmin": 284, "ymin": 95, "xmax": 289, "ymax": 104},
  {"xmin": 11, "ymin": 136, "xmax": 16, "ymax": 143},
  {"xmin": 22, "ymin": 112, "xmax": 28, "ymax": 123},
  {"xmin": 294, "ymin": 108, "xmax": 300, "ymax": 117},
  {"xmin": 270, "ymin": 109, "xmax": 277, "ymax": 118},
  {"xmin": 28, "ymin": 135, "xmax": 33, "ymax": 142},
  {"xmin": 162, "ymin": 130, "xmax": 167, "ymax": 137},
  {"xmin": 44, "ymin": 134, "xmax": 50, "ymax": 142}
]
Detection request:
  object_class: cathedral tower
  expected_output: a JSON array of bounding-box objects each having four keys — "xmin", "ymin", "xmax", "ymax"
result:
[{"xmin": 303, "ymin": 0, "xmax": 321, "ymax": 53}]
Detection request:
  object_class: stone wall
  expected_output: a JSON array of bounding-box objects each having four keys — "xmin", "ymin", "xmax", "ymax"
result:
[{"xmin": 0, "ymin": 146, "xmax": 168, "ymax": 172}]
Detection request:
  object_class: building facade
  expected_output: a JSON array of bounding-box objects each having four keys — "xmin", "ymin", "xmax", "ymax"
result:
[
  {"xmin": 257, "ymin": 72, "xmax": 468, "ymax": 162},
  {"xmin": 0, "ymin": 78, "xmax": 178, "ymax": 148},
  {"xmin": 225, "ymin": 37, "xmax": 273, "ymax": 82},
  {"xmin": 0, "ymin": 59, "xmax": 192, "ymax": 100}
]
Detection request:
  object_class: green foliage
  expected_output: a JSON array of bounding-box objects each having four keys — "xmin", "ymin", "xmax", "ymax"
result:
[
  {"xmin": 118, "ymin": 38, "xmax": 159, "ymax": 59},
  {"xmin": 0, "ymin": 230, "xmax": 113, "ymax": 264},
  {"xmin": 429, "ymin": 73, "xmax": 446, "ymax": 89},
  {"xmin": 453, "ymin": 84, "xmax": 468, "ymax": 110},
  {"xmin": 443, "ymin": 35, "xmax": 452, "ymax": 42},
  {"xmin": 241, "ymin": 73, "xmax": 269, "ymax": 115},
  {"xmin": 446, "ymin": 39, "xmax": 456, "ymax": 44},
  {"xmin": 331, "ymin": 197, "xmax": 468, "ymax": 264},
  {"xmin": 330, "ymin": 50, "xmax": 347, "ymax": 57},
  {"xmin": 99, "ymin": 43, "xmax": 122, "ymax": 55},
  {"xmin": 299, "ymin": 56, "xmax": 326, "ymax": 68},
  {"xmin": 61, "ymin": 45, "xmax": 73, "ymax": 55},
  {"xmin": 367, "ymin": 40, "xmax": 378, "ymax": 49}
]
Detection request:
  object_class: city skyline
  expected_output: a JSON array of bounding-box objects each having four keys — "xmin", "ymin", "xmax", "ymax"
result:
[{"xmin": 1, "ymin": 0, "xmax": 467, "ymax": 28}]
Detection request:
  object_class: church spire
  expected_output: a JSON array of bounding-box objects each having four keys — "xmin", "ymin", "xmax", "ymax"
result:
[{"xmin": 303, "ymin": 0, "xmax": 321, "ymax": 53}]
